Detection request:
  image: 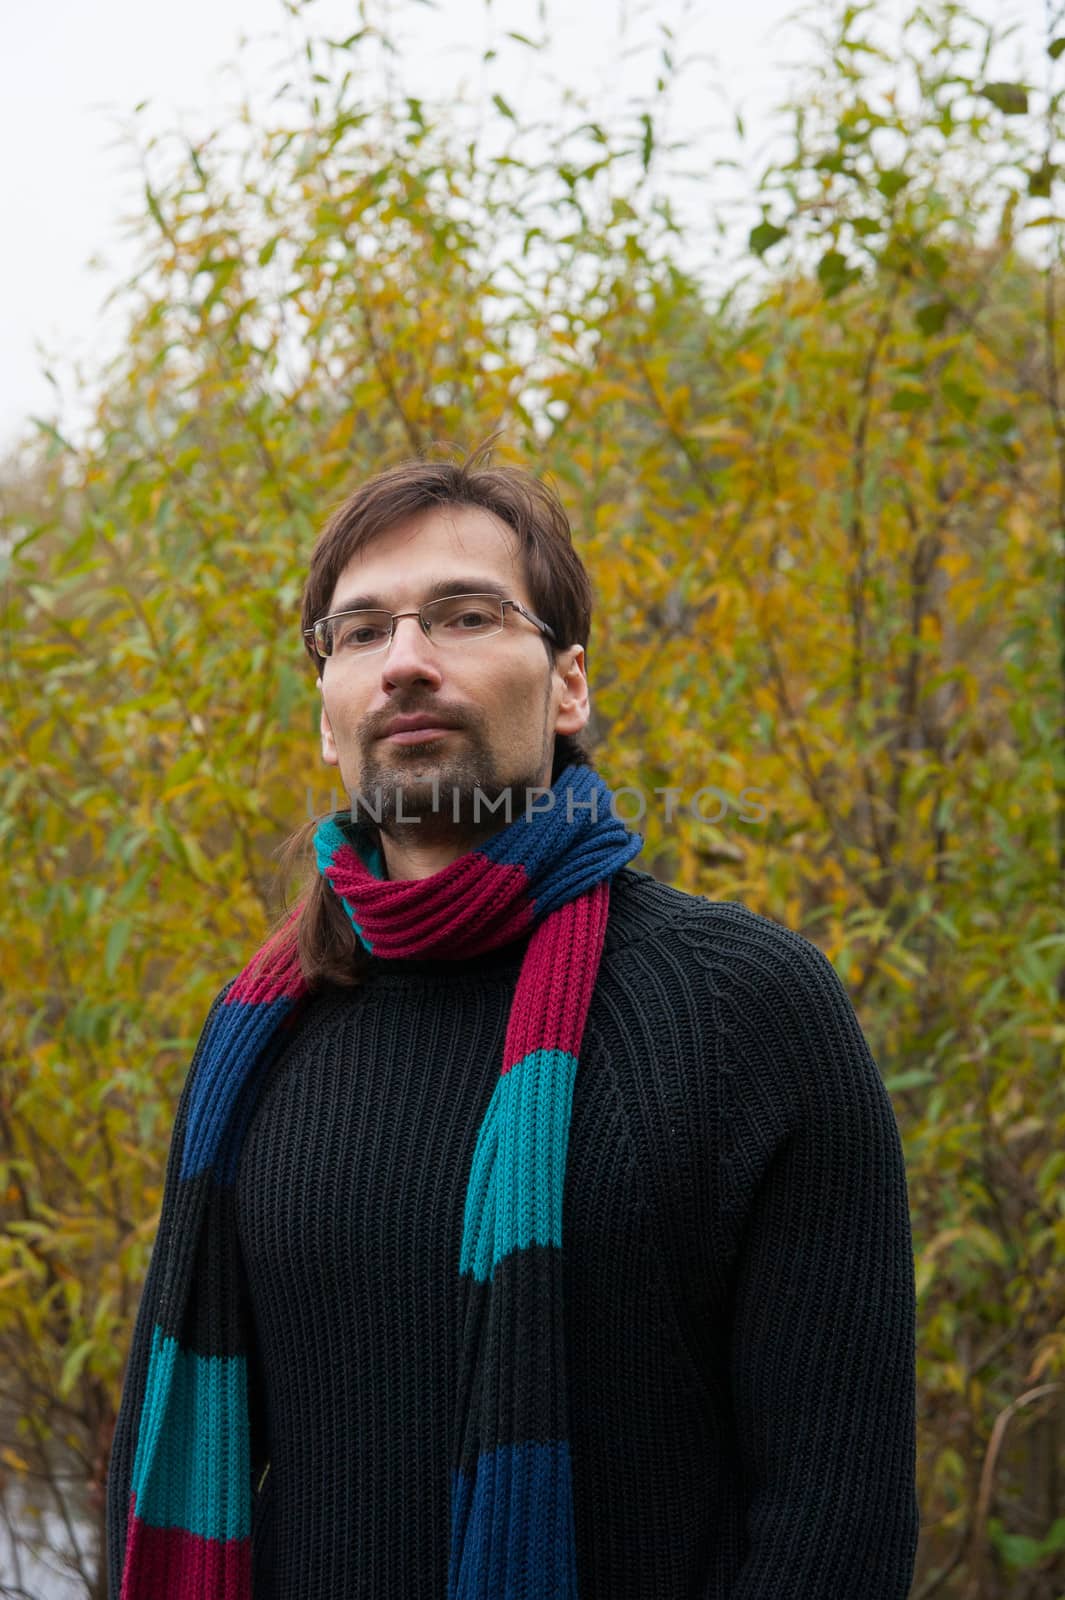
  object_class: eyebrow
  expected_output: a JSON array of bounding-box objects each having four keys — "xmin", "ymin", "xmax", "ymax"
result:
[{"xmin": 328, "ymin": 576, "xmax": 514, "ymax": 614}]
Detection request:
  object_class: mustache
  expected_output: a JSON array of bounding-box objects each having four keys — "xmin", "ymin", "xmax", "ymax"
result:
[{"xmin": 367, "ymin": 702, "xmax": 474, "ymax": 737}]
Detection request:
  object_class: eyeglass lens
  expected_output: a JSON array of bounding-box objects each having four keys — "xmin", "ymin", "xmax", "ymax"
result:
[{"xmin": 318, "ymin": 594, "xmax": 506, "ymax": 657}]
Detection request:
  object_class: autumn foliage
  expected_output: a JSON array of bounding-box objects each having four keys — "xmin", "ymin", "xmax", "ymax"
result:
[{"xmin": 0, "ymin": 1, "xmax": 1062, "ymax": 1594}]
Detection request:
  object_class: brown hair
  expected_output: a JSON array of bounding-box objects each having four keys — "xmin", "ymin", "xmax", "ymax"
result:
[{"xmin": 278, "ymin": 439, "xmax": 597, "ymax": 990}]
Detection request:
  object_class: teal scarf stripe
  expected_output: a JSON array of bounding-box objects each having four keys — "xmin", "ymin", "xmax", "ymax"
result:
[
  {"xmin": 130, "ymin": 1326, "xmax": 251, "ymax": 1542},
  {"xmin": 314, "ymin": 812, "xmax": 386, "ymax": 883},
  {"xmin": 459, "ymin": 1047, "xmax": 578, "ymax": 1284}
]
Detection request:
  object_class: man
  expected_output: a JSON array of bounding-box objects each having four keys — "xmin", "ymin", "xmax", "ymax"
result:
[{"xmin": 107, "ymin": 447, "xmax": 920, "ymax": 1599}]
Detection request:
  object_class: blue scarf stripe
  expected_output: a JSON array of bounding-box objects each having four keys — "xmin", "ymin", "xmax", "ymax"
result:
[
  {"xmin": 214, "ymin": 1017, "xmax": 304, "ymax": 1187},
  {"xmin": 458, "ymin": 1048, "xmax": 578, "ymax": 1284},
  {"xmin": 131, "ymin": 1326, "xmax": 250, "ymax": 1542},
  {"xmin": 529, "ymin": 825, "xmax": 641, "ymax": 917},
  {"xmin": 479, "ymin": 768, "xmax": 642, "ymax": 919},
  {"xmin": 448, "ymin": 1441, "xmax": 579, "ymax": 1599},
  {"xmin": 181, "ymin": 996, "xmax": 295, "ymax": 1181}
]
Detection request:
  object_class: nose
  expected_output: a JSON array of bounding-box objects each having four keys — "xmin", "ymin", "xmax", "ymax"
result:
[{"xmin": 378, "ymin": 612, "xmax": 444, "ymax": 687}]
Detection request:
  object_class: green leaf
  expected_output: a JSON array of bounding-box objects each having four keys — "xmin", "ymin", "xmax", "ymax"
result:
[
  {"xmin": 1049, "ymin": 36, "xmax": 1065, "ymax": 58},
  {"xmin": 915, "ymin": 299, "xmax": 950, "ymax": 335},
  {"xmin": 942, "ymin": 380, "xmax": 979, "ymax": 418},
  {"xmin": 640, "ymin": 113, "xmax": 654, "ymax": 172},
  {"xmin": 58, "ymin": 1339, "xmax": 95, "ymax": 1399},
  {"xmin": 1028, "ymin": 160, "xmax": 1056, "ymax": 197},
  {"xmin": 145, "ymin": 183, "xmax": 166, "ymax": 234},
  {"xmin": 921, "ymin": 244, "xmax": 949, "ymax": 280},
  {"xmin": 749, "ymin": 220, "xmax": 787, "ymax": 256},
  {"xmin": 328, "ymin": 30, "xmax": 369, "ymax": 50},
  {"xmin": 105, "ymin": 918, "xmax": 132, "ymax": 981},
  {"xmin": 817, "ymin": 249, "xmax": 846, "ymax": 281},
  {"xmin": 988, "ymin": 1522, "xmax": 1047, "ymax": 1568},
  {"xmin": 981, "ymin": 81, "xmax": 1029, "ymax": 115},
  {"xmin": 200, "ymin": 258, "xmax": 238, "ymax": 313},
  {"xmin": 883, "ymin": 1068, "xmax": 935, "ymax": 1093},
  {"xmin": 183, "ymin": 834, "xmax": 214, "ymax": 884},
  {"xmin": 889, "ymin": 385, "xmax": 932, "ymax": 412},
  {"xmin": 876, "ymin": 168, "xmax": 908, "ymax": 199},
  {"xmin": 1038, "ymin": 1151, "xmax": 1065, "ymax": 1199},
  {"xmin": 492, "ymin": 93, "xmax": 516, "ymax": 122},
  {"xmin": 816, "ymin": 249, "xmax": 860, "ymax": 298}
]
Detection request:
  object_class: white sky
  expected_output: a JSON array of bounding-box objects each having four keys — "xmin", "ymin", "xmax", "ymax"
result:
[{"xmin": 0, "ymin": 0, "xmax": 1045, "ymax": 459}]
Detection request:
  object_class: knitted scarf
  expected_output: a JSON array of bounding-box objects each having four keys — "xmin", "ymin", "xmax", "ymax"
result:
[{"xmin": 118, "ymin": 762, "xmax": 643, "ymax": 1599}]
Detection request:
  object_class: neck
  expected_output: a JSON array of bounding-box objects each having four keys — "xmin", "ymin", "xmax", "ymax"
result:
[{"xmin": 376, "ymin": 819, "xmax": 503, "ymax": 881}]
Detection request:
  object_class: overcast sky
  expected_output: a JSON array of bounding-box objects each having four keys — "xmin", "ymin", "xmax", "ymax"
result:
[{"xmin": 0, "ymin": 0, "xmax": 1045, "ymax": 459}]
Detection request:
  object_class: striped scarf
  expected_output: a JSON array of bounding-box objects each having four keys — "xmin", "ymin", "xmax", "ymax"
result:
[{"xmin": 118, "ymin": 762, "xmax": 643, "ymax": 1599}]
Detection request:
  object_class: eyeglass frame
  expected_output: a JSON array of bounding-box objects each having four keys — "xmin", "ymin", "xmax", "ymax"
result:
[{"xmin": 303, "ymin": 591, "xmax": 558, "ymax": 661}]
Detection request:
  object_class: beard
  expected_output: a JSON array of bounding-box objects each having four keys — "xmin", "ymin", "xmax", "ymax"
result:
[{"xmin": 349, "ymin": 724, "xmax": 555, "ymax": 842}]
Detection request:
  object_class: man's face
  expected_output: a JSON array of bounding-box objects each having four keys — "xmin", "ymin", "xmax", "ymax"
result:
[{"xmin": 316, "ymin": 504, "xmax": 588, "ymax": 835}]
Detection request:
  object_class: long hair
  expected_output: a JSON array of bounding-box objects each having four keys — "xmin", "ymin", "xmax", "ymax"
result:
[{"xmin": 273, "ymin": 440, "xmax": 598, "ymax": 990}]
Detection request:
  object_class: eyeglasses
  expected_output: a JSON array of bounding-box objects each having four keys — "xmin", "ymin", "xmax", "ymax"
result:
[{"xmin": 304, "ymin": 592, "xmax": 557, "ymax": 660}]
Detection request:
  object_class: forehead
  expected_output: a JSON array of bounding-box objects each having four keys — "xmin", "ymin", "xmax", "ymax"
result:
[{"xmin": 327, "ymin": 503, "xmax": 526, "ymax": 613}]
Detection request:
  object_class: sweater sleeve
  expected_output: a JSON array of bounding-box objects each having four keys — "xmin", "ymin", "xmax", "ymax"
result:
[
  {"xmin": 105, "ymin": 981, "xmax": 234, "ymax": 1600},
  {"xmin": 713, "ymin": 923, "xmax": 920, "ymax": 1599}
]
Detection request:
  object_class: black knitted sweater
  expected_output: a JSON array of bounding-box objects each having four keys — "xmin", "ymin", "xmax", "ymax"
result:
[{"xmin": 109, "ymin": 865, "xmax": 919, "ymax": 1599}]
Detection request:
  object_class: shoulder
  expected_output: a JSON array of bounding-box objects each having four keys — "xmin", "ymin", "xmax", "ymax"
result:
[
  {"xmin": 606, "ymin": 865, "xmax": 843, "ymax": 984},
  {"xmin": 604, "ymin": 866, "xmax": 870, "ymax": 1070}
]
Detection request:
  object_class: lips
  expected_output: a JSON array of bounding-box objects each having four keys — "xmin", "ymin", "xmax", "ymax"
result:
[
  {"xmin": 379, "ymin": 714, "xmax": 462, "ymax": 738},
  {"xmin": 383, "ymin": 726, "xmax": 456, "ymax": 744}
]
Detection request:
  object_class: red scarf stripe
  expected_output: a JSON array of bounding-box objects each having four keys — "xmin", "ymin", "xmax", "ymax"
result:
[
  {"xmin": 327, "ymin": 844, "xmax": 535, "ymax": 958},
  {"xmin": 120, "ymin": 1495, "xmax": 251, "ymax": 1600},
  {"xmin": 226, "ymin": 906, "xmax": 305, "ymax": 1007},
  {"xmin": 501, "ymin": 881, "xmax": 611, "ymax": 1070}
]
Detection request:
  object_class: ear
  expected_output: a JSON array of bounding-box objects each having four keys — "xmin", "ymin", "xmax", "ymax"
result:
[
  {"xmin": 552, "ymin": 645, "xmax": 591, "ymax": 737},
  {"xmin": 319, "ymin": 680, "xmax": 340, "ymax": 767}
]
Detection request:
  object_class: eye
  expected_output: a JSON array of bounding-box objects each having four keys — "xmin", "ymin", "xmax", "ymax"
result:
[
  {"xmin": 334, "ymin": 618, "xmax": 389, "ymax": 650},
  {"xmin": 447, "ymin": 608, "xmax": 493, "ymax": 629}
]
